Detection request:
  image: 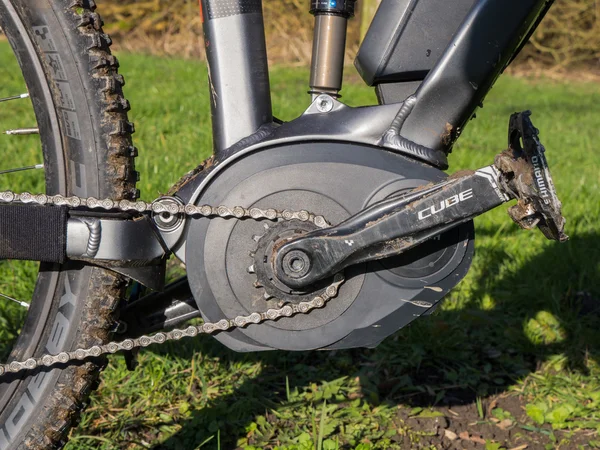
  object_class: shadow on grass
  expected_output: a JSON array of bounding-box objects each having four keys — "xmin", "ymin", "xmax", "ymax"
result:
[{"xmin": 151, "ymin": 231, "xmax": 599, "ymax": 449}]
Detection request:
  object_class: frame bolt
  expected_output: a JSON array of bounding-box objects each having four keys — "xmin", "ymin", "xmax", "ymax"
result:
[
  {"xmin": 152, "ymin": 196, "xmax": 184, "ymax": 231},
  {"xmin": 315, "ymin": 94, "xmax": 334, "ymax": 113}
]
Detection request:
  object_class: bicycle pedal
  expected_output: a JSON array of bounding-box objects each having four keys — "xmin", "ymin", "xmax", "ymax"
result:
[{"xmin": 495, "ymin": 111, "xmax": 568, "ymax": 242}]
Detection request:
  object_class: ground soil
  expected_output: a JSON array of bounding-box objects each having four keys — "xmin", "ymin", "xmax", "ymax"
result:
[{"xmin": 391, "ymin": 394, "xmax": 595, "ymax": 449}]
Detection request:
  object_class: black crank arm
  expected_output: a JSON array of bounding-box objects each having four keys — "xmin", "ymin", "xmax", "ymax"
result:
[
  {"xmin": 275, "ymin": 111, "xmax": 567, "ymax": 290},
  {"xmin": 275, "ymin": 166, "xmax": 510, "ymax": 289}
]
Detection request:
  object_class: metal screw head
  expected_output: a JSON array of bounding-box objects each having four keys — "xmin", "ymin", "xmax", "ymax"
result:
[{"xmin": 315, "ymin": 94, "xmax": 334, "ymax": 113}]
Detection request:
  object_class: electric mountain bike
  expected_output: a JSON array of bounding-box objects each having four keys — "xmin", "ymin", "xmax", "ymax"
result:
[{"xmin": 0, "ymin": 0, "xmax": 567, "ymax": 447}]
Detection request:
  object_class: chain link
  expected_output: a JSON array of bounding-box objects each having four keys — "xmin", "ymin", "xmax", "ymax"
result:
[
  {"xmin": 0, "ymin": 190, "xmax": 330, "ymax": 228},
  {"xmin": 0, "ymin": 189, "xmax": 341, "ymax": 376}
]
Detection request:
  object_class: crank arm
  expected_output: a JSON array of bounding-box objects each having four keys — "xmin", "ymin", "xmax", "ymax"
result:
[
  {"xmin": 275, "ymin": 166, "xmax": 509, "ymax": 288},
  {"xmin": 275, "ymin": 111, "xmax": 567, "ymax": 289}
]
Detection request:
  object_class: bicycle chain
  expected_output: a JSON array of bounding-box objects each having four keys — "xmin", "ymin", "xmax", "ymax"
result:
[{"xmin": 0, "ymin": 190, "xmax": 343, "ymax": 377}]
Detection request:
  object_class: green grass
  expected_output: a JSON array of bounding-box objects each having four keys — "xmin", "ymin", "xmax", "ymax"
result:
[{"xmin": 1, "ymin": 43, "xmax": 599, "ymax": 449}]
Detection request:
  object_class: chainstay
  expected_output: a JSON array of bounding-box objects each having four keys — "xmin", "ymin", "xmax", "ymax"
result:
[{"xmin": 0, "ymin": 189, "xmax": 340, "ymax": 376}]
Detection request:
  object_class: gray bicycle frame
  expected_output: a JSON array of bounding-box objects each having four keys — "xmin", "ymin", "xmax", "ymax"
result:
[
  {"xmin": 123, "ymin": 0, "xmax": 556, "ymax": 333},
  {"xmin": 67, "ymin": 0, "xmax": 557, "ymax": 289},
  {"xmin": 199, "ymin": 0, "xmax": 553, "ymax": 160}
]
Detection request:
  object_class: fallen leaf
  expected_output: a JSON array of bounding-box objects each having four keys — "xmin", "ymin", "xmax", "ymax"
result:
[
  {"xmin": 508, "ymin": 445, "xmax": 528, "ymax": 450},
  {"xmin": 497, "ymin": 419, "xmax": 513, "ymax": 430},
  {"xmin": 459, "ymin": 431, "xmax": 470, "ymax": 440},
  {"xmin": 487, "ymin": 397, "xmax": 499, "ymax": 416},
  {"xmin": 490, "ymin": 417, "xmax": 500, "ymax": 423},
  {"xmin": 470, "ymin": 435, "xmax": 486, "ymax": 445},
  {"xmin": 444, "ymin": 429, "xmax": 458, "ymax": 441}
]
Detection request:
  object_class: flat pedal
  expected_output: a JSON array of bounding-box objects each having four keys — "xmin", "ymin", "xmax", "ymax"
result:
[{"xmin": 495, "ymin": 111, "xmax": 568, "ymax": 242}]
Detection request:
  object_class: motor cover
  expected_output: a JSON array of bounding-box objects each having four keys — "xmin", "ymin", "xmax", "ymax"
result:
[{"xmin": 185, "ymin": 142, "xmax": 475, "ymax": 352}]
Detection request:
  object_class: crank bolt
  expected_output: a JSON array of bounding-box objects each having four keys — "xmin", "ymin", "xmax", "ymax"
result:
[{"xmin": 281, "ymin": 250, "xmax": 311, "ymax": 279}]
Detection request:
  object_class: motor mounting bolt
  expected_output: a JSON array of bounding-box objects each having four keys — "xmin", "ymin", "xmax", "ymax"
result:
[{"xmin": 316, "ymin": 94, "xmax": 334, "ymax": 113}]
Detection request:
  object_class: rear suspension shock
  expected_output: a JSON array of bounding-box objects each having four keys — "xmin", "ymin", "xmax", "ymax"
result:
[{"xmin": 308, "ymin": 0, "xmax": 356, "ymax": 99}]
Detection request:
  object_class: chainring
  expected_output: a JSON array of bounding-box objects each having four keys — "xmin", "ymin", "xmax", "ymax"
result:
[
  {"xmin": 185, "ymin": 141, "xmax": 474, "ymax": 352},
  {"xmin": 251, "ymin": 219, "xmax": 334, "ymax": 304}
]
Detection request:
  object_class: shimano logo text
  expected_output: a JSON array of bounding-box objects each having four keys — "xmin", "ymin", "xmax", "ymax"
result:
[
  {"xmin": 531, "ymin": 155, "xmax": 550, "ymax": 204},
  {"xmin": 418, "ymin": 189, "xmax": 474, "ymax": 220}
]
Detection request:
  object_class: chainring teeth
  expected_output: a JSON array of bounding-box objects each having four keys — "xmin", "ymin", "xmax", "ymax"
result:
[{"xmin": 250, "ymin": 219, "xmax": 332, "ymax": 305}]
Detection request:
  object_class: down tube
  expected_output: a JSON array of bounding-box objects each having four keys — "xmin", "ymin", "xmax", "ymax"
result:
[
  {"xmin": 398, "ymin": 0, "xmax": 553, "ymax": 154},
  {"xmin": 200, "ymin": 1, "xmax": 273, "ymax": 155}
]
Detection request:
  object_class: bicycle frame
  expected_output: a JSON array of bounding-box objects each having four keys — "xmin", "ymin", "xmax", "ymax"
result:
[
  {"xmin": 199, "ymin": 0, "xmax": 554, "ymax": 159},
  {"xmin": 118, "ymin": 0, "xmax": 560, "ymax": 334},
  {"xmin": 199, "ymin": 1, "xmax": 273, "ymax": 153},
  {"xmin": 0, "ymin": 0, "xmax": 562, "ymax": 337},
  {"xmin": 50, "ymin": 0, "xmax": 559, "ymax": 305}
]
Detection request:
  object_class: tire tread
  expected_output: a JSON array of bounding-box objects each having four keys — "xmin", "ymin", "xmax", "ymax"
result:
[{"xmin": 17, "ymin": 0, "xmax": 137, "ymax": 447}]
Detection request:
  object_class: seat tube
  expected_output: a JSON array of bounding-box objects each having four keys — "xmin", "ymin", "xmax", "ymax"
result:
[{"xmin": 200, "ymin": 1, "xmax": 273, "ymax": 155}]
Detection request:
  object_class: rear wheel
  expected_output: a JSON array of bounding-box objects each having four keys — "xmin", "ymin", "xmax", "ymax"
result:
[{"xmin": 0, "ymin": 0, "xmax": 136, "ymax": 447}]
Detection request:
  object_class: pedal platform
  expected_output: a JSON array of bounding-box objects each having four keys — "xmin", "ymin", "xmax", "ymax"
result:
[{"xmin": 495, "ymin": 111, "xmax": 568, "ymax": 241}]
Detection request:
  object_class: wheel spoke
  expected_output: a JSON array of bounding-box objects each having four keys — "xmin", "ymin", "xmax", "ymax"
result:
[
  {"xmin": 0, "ymin": 164, "xmax": 43, "ymax": 175},
  {"xmin": 4, "ymin": 128, "xmax": 39, "ymax": 135},
  {"xmin": 0, "ymin": 93, "xmax": 29, "ymax": 103},
  {"xmin": 0, "ymin": 292, "xmax": 29, "ymax": 309}
]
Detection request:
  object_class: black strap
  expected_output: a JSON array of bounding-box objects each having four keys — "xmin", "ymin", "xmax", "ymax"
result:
[{"xmin": 0, "ymin": 205, "xmax": 67, "ymax": 263}]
